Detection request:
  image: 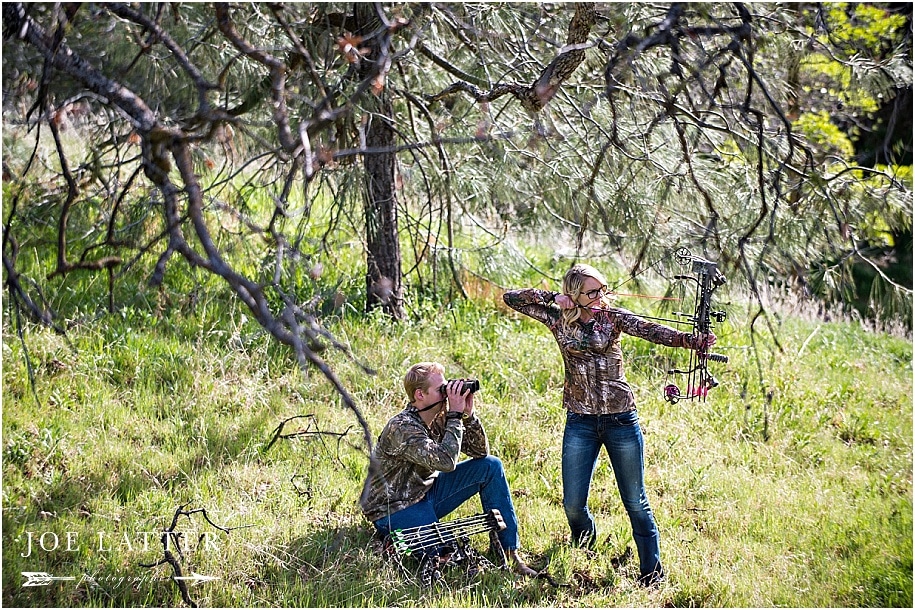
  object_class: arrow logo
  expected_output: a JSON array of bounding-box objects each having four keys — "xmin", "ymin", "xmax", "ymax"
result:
[
  {"xmin": 173, "ymin": 572, "xmax": 220, "ymax": 586},
  {"xmin": 21, "ymin": 572, "xmax": 77, "ymax": 587}
]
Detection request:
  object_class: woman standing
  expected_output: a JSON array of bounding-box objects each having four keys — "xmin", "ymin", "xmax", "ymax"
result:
[{"xmin": 503, "ymin": 263, "xmax": 714, "ymax": 586}]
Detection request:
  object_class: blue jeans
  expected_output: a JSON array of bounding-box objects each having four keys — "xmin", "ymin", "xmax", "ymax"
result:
[
  {"xmin": 373, "ymin": 455, "xmax": 521, "ymax": 552},
  {"xmin": 562, "ymin": 410, "xmax": 663, "ymax": 579}
]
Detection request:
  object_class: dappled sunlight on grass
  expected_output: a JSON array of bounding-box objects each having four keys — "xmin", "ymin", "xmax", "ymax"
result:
[{"xmin": 4, "ymin": 285, "xmax": 912, "ymax": 606}]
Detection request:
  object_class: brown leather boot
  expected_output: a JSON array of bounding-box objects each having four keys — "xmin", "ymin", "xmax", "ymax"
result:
[{"xmin": 505, "ymin": 549, "xmax": 538, "ymax": 577}]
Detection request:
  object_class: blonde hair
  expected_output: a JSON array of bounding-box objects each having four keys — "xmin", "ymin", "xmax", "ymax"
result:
[
  {"xmin": 404, "ymin": 362, "xmax": 445, "ymax": 402},
  {"xmin": 561, "ymin": 263, "xmax": 612, "ymax": 330}
]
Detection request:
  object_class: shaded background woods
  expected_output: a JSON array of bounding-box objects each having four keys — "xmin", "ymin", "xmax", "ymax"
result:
[{"xmin": 4, "ymin": 3, "xmax": 911, "ymax": 394}]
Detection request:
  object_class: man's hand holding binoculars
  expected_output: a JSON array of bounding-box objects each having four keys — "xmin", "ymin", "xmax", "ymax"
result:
[{"xmin": 443, "ymin": 379, "xmax": 479, "ymax": 418}]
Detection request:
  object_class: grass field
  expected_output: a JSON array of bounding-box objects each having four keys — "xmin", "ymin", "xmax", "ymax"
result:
[{"xmin": 2, "ymin": 278, "xmax": 912, "ymax": 607}]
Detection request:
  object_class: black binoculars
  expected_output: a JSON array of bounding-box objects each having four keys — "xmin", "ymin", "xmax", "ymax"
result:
[{"xmin": 440, "ymin": 379, "xmax": 480, "ymax": 395}]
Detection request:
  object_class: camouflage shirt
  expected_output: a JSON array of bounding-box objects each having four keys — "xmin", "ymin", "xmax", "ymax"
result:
[
  {"xmin": 360, "ymin": 404, "xmax": 489, "ymax": 523},
  {"xmin": 503, "ymin": 288, "xmax": 694, "ymax": 415}
]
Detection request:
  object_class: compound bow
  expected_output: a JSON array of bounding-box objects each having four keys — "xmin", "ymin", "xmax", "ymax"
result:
[
  {"xmin": 598, "ymin": 247, "xmax": 729, "ymax": 403},
  {"xmin": 384, "ymin": 509, "xmax": 507, "ymax": 587},
  {"xmin": 657, "ymin": 247, "xmax": 729, "ymax": 403}
]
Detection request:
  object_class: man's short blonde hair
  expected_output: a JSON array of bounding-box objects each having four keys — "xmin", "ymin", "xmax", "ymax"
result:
[{"xmin": 404, "ymin": 362, "xmax": 444, "ymax": 402}]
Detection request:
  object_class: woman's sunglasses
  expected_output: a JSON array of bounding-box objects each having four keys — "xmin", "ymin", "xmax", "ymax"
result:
[{"xmin": 583, "ymin": 287, "xmax": 607, "ymax": 300}]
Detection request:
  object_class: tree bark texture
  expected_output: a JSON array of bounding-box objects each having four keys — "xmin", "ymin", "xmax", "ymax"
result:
[{"xmin": 355, "ymin": 3, "xmax": 405, "ymax": 319}]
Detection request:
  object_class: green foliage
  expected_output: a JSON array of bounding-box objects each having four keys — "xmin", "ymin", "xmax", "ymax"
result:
[
  {"xmin": 794, "ymin": 111, "xmax": 857, "ymax": 159},
  {"xmin": 801, "ymin": 3, "xmax": 908, "ymax": 119},
  {"xmin": 4, "ymin": 1, "xmax": 911, "ymax": 335},
  {"xmin": 813, "ymin": 3, "xmax": 908, "ymax": 56}
]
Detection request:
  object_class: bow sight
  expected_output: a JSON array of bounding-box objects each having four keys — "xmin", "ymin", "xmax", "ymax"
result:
[{"xmin": 664, "ymin": 248, "xmax": 729, "ymax": 404}]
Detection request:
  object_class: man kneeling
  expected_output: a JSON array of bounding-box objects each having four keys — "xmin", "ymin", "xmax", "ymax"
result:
[{"xmin": 360, "ymin": 362, "xmax": 536, "ymax": 577}]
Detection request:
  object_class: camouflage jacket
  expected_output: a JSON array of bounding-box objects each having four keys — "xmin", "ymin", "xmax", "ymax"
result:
[
  {"xmin": 503, "ymin": 288, "xmax": 694, "ymax": 415},
  {"xmin": 360, "ymin": 404, "xmax": 489, "ymax": 523}
]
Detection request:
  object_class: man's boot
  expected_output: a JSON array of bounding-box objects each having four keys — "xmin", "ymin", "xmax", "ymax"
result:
[{"xmin": 505, "ymin": 549, "xmax": 539, "ymax": 577}]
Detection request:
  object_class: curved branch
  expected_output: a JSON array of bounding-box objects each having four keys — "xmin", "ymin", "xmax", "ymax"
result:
[
  {"xmin": 46, "ymin": 114, "xmax": 122, "ymax": 281},
  {"xmin": 426, "ymin": 3, "xmax": 597, "ymax": 112},
  {"xmin": 103, "ymin": 2, "xmax": 218, "ymax": 111},
  {"xmin": 214, "ymin": 3, "xmax": 296, "ymax": 151},
  {"xmin": 3, "ymin": 3, "xmax": 158, "ymax": 131}
]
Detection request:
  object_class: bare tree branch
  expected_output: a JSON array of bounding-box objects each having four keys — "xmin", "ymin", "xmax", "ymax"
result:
[{"xmin": 426, "ymin": 3, "xmax": 598, "ymax": 112}]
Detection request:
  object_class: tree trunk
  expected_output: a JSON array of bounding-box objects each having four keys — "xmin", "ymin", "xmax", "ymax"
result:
[{"xmin": 355, "ymin": 3, "xmax": 405, "ymax": 319}]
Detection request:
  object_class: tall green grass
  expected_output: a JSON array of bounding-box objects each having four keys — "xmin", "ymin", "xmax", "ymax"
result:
[
  {"xmin": 2, "ymin": 135, "xmax": 911, "ymax": 605},
  {"xmin": 3, "ymin": 282, "xmax": 911, "ymax": 607}
]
